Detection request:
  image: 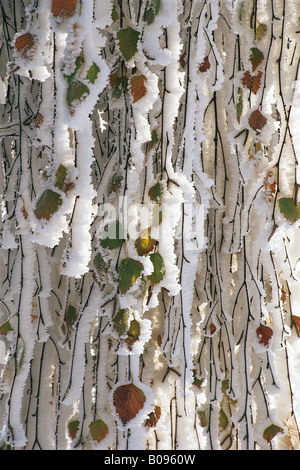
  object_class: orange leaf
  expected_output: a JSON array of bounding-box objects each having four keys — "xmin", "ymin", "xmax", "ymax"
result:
[
  {"xmin": 249, "ymin": 109, "xmax": 267, "ymax": 131},
  {"xmin": 242, "ymin": 70, "xmax": 262, "ymax": 94},
  {"xmin": 256, "ymin": 323, "xmax": 273, "ymax": 347},
  {"xmin": 113, "ymin": 383, "xmax": 146, "ymax": 425},
  {"xmin": 52, "ymin": 0, "xmax": 77, "ymax": 18},
  {"xmin": 131, "ymin": 75, "xmax": 147, "ymax": 103},
  {"xmin": 199, "ymin": 55, "xmax": 210, "ymax": 72},
  {"xmin": 15, "ymin": 33, "xmax": 35, "ymax": 58}
]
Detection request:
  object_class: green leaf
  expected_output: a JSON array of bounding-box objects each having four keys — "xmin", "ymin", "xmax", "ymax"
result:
[
  {"xmin": 147, "ymin": 252, "xmax": 165, "ymax": 286},
  {"xmin": 279, "ymin": 198, "xmax": 300, "ymax": 223},
  {"xmin": 221, "ymin": 378, "xmax": 229, "ymax": 393},
  {"xmin": 68, "ymin": 420, "xmax": 80, "ymax": 440},
  {"xmin": 263, "ymin": 424, "xmax": 284, "ymax": 444},
  {"xmin": 65, "ymin": 304, "xmax": 77, "ymax": 327},
  {"xmin": 34, "ymin": 189, "xmax": 63, "ymax": 221},
  {"xmin": 113, "ymin": 309, "xmax": 130, "ymax": 336},
  {"xmin": 0, "ymin": 320, "xmax": 13, "ymax": 335},
  {"xmin": 86, "ymin": 62, "xmax": 100, "ymax": 84},
  {"xmin": 117, "ymin": 27, "xmax": 140, "ymax": 61},
  {"xmin": 118, "ymin": 258, "xmax": 144, "ymax": 294},
  {"xmin": 54, "ymin": 164, "xmax": 67, "ymax": 191},
  {"xmin": 126, "ymin": 319, "xmax": 140, "ymax": 350},
  {"xmin": 147, "ymin": 130, "xmax": 159, "ymax": 152},
  {"xmin": 256, "ymin": 23, "xmax": 267, "ymax": 40},
  {"xmin": 236, "ymin": 88, "xmax": 243, "ymax": 123},
  {"xmin": 89, "ymin": 419, "xmax": 109, "ymax": 443},
  {"xmin": 148, "ymin": 182, "xmax": 163, "ymax": 203},
  {"xmin": 107, "ymin": 174, "xmax": 123, "ymax": 196},
  {"xmin": 66, "ymin": 80, "xmax": 89, "ymax": 108},
  {"xmin": 100, "ymin": 221, "xmax": 123, "ymax": 250},
  {"xmin": 111, "ymin": 4, "xmax": 118, "ymax": 22},
  {"xmin": 198, "ymin": 410, "xmax": 207, "ymax": 427},
  {"xmin": 219, "ymin": 408, "xmax": 229, "ymax": 430},
  {"xmin": 134, "ymin": 229, "xmax": 157, "ymax": 256},
  {"xmin": 94, "ymin": 252, "xmax": 108, "ymax": 274},
  {"xmin": 63, "ymin": 55, "xmax": 84, "ymax": 83},
  {"xmin": 144, "ymin": 0, "xmax": 160, "ymax": 24},
  {"xmin": 250, "ymin": 47, "xmax": 264, "ymax": 71}
]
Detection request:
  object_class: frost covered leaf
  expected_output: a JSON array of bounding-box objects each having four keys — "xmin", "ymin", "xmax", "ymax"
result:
[
  {"xmin": 51, "ymin": 0, "xmax": 78, "ymax": 18},
  {"xmin": 236, "ymin": 88, "xmax": 243, "ymax": 123},
  {"xmin": 146, "ymin": 405, "xmax": 161, "ymax": 427},
  {"xmin": 111, "ymin": 5, "xmax": 118, "ymax": 22},
  {"xmin": 219, "ymin": 408, "xmax": 228, "ymax": 430},
  {"xmin": 135, "ymin": 229, "xmax": 157, "ymax": 256},
  {"xmin": 198, "ymin": 410, "xmax": 207, "ymax": 427},
  {"xmin": 107, "ymin": 174, "xmax": 123, "ymax": 196},
  {"xmin": 118, "ymin": 258, "xmax": 144, "ymax": 293},
  {"xmin": 0, "ymin": 321, "xmax": 13, "ymax": 336},
  {"xmin": 221, "ymin": 379, "xmax": 229, "ymax": 393},
  {"xmin": 147, "ymin": 252, "xmax": 165, "ymax": 286},
  {"xmin": 89, "ymin": 419, "xmax": 109, "ymax": 443},
  {"xmin": 66, "ymin": 80, "xmax": 90, "ymax": 108},
  {"xmin": 100, "ymin": 221, "xmax": 123, "ymax": 250},
  {"xmin": 143, "ymin": 0, "xmax": 160, "ymax": 24},
  {"xmin": 147, "ymin": 130, "xmax": 159, "ymax": 152},
  {"xmin": 86, "ymin": 62, "xmax": 100, "ymax": 84},
  {"xmin": 113, "ymin": 383, "xmax": 146, "ymax": 425},
  {"xmin": 113, "ymin": 309, "xmax": 129, "ymax": 336},
  {"xmin": 34, "ymin": 189, "xmax": 63, "ymax": 221},
  {"xmin": 256, "ymin": 323, "xmax": 273, "ymax": 347},
  {"xmin": 192, "ymin": 370, "xmax": 204, "ymax": 389},
  {"xmin": 199, "ymin": 55, "xmax": 210, "ymax": 72},
  {"xmin": 110, "ymin": 71, "xmax": 128, "ymax": 99},
  {"xmin": 130, "ymin": 75, "xmax": 147, "ymax": 103},
  {"xmin": 117, "ymin": 27, "xmax": 140, "ymax": 61},
  {"xmin": 250, "ymin": 47, "xmax": 264, "ymax": 71},
  {"xmin": 126, "ymin": 319, "xmax": 140, "ymax": 350},
  {"xmin": 15, "ymin": 32, "xmax": 35, "ymax": 58},
  {"xmin": 68, "ymin": 420, "xmax": 80, "ymax": 440},
  {"xmin": 263, "ymin": 424, "xmax": 284, "ymax": 444},
  {"xmin": 148, "ymin": 182, "xmax": 163, "ymax": 203},
  {"xmin": 249, "ymin": 109, "xmax": 267, "ymax": 131},
  {"xmin": 94, "ymin": 252, "xmax": 108, "ymax": 274},
  {"xmin": 242, "ymin": 70, "xmax": 262, "ymax": 94},
  {"xmin": 54, "ymin": 164, "xmax": 67, "ymax": 191},
  {"xmin": 63, "ymin": 55, "xmax": 84, "ymax": 83},
  {"xmin": 278, "ymin": 198, "xmax": 300, "ymax": 223},
  {"xmin": 256, "ymin": 23, "xmax": 267, "ymax": 40},
  {"xmin": 65, "ymin": 304, "xmax": 77, "ymax": 327}
]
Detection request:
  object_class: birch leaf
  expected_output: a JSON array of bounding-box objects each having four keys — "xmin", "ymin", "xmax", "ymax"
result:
[
  {"xmin": 34, "ymin": 189, "xmax": 63, "ymax": 221},
  {"xmin": 113, "ymin": 383, "xmax": 146, "ymax": 425},
  {"xmin": 292, "ymin": 316, "xmax": 300, "ymax": 337},
  {"xmin": 256, "ymin": 323, "xmax": 273, "ymax": 347},
  {"xmin": 263, "ymin": 424, "xmax": 284, "ymax": 444},
  {"xmin": 144, "ymin": 0, "xmax": 160, "ymax": 24},
  {"xmin": 54, "ymin": 164, "xmax": 67, "ymax": 191},
  {"xmin": 117, "ymin": 27, "xmax": 140, "ymax": 61},
  {"xmin": 51, "ymin": 0, "xmax": 77, "ymax": 18},
  {"xmin": 147, "ymin": 130, "xmax": 159, "ymax": 152},
  {"xmin": 249, "ymin": 109, "xmax": 267, "ymax": 131},
  {"xmin": 126, "ymin": 319, "xmax": 140, "ymax": 350},
  {"xmin": 199, "ymin": 55, "xmax": 210, "ymax": 72},
  {"xmin": 86, "ymin": 62, "xmax": 100, "ymax": 84},
  {"xmin": 236, "ymin": 88, "xmax": 243, "ymax": 123},
  {"xmin": 250, "ymin": 47, "xmax": 264, "ymax": 71},
  {"xmin": 63, "ymin": 55, "xmax": 84, "ymax": 83},
  {"xmin": 135, "ymin": 229, "xmax": 157, "ymax": 256},
  {"xmin": 89, "ymin": 419, "xmax": 109, "ymax": 443},
  {"xmin": 107, "ymin": 174, "xmax": 123, "ymax": 196},
  {"xmin": 256, "ymin": 23, "xmax": 267, "ymax": 40},
  {"xmin": 147, "ymin": 252, "xmax": 165, "ymax": 286},
  {"xmin": 68, "ymin": 420, "xmax": 80, "ymax": 440},
  {"xmin": 219, "ymin": 408, "xmax": 229, "ymax": 430},
  {"xmin": 65, "ymin": 304, "xmax": 77, "ymax": 327},
  {"xmin": 118, "ymin": 258, "xmax": 144, "ymax": 293},
  {"xmin": 66, "ymin": 80, "xmax": 90, "ymax": 108},
  {"xmin": 198, "ymin": 410, "xmax": 207, "ymax": 427},
  {"xmin": 0, "ymin": 321, "xmax": 13, "ymax": 336},
  {"xmin": 242, "ymin": 70, "xmax": 262, "ymax": 94},
  {"xmin": 94, "ymin": 252, "xmax": 108, "ymax": 274},
  {"xmin": 15, "ymin": 33, "xmax": 35, "ymax": 58},
  {"xmin": 131, "ymin": 75, "xmax": 147, "ymax": 103},
  {"xmin": 279, "ymin": 198, "xmax": 300, "ymax": 223},
  {"xmin": 146, "ymin": 406, "xmax": 161, "ymax": 427},
  {"xmin": 148, "ymin": 182, "xmax": 163, "ymax": 203},
  {"xmin": 100, "ymin": 221, "xmax": 123, "ymax": 250},
  {"xmin": 113, "ymin": 309, "xmax": 129, "ymax": 336}
]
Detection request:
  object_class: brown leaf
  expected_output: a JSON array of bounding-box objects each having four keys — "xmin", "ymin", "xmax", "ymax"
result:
[
  {"xmin": 146, "ymin": 406, "xmax": 161, "ymax": 427},
  {"xmin": 113, "ymin": 383, "xmax": 146, "ymax": 425},
  {"xmin": 256, "ymin": 323, "xmax": 273, "ymax": 347},
  {"xmin": 199, "ymin": 55, "xmax": 210, "ymax": 72},
  {"xmin": 131, "ymin": 75, "xmax": 147, "ymax": 103},
  {"xmin": 249, "ymin": 47, "xmax": 264, "ymax": 71},
  {"xmin": 15, "ymin": 33, "xmax": 35, "ymax": 58},
  {"xmin": 51, "ymin": 0, "xmax": 78, "ymax": 17},
  {"xmin": 242, "ymin": 70, "xmax": 262, "ymax": 94},
  {"xmin": 209, "ymin": 323, "xmax": 216, "ymax": 334},
  {"xmin": 249, "ymin": 109, "xmax": 267, "ymax": 131},
  {"xmin": 179, "ymin": 51, "xmax": 187, "ymax": 68}
]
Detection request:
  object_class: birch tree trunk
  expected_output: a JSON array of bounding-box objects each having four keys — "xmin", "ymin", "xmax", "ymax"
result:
[{"xmin": 0, "ymin": 0, "xmax": 299, "ymax": 451}]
